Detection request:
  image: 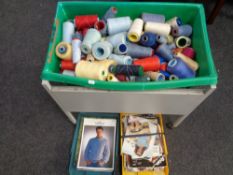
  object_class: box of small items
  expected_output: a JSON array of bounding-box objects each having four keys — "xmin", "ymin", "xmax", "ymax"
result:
[
  {"xmin": 120, "ymin": 113, "xmax": 169, "ymax": 175},
  {"xmin": 41, "ymin": 1, "xmax": 217, "ymax": 90}
]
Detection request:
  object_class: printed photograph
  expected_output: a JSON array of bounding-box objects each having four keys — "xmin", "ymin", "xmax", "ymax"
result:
[{"xmin": 77, "ymin": 118, "xmax": 116, "ymax": 172}]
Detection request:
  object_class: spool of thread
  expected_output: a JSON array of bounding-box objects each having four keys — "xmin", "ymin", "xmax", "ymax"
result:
[
  {"xmin": 98, "ymin": 59, "xmax": 117, "ymax": 69},
  {"xmin": 72, "ymin": 32, "xmax": 82, "ymax": 64},
  {"xmin": 81, "ymin": 28, "xmax": 101, "ymax": 54},
  {"xmin": 172, "ymin": 48, "xmax": 184, "ymax": 54},
  {"xmin": 97, "ymin": 60, "xmax": 117, "ymax": 76},
  {"xmin": 166, "ymin": 35, "xmax": 174, "ymax": 44},
  {"xmin": 174, "ymin": 52, "xmax": 199, "ymax": 71},
  {"xmin": 169, "ymin": 74, "xmax": 179, "ymax": 80},
  {"xmin": 107, "ymin": 73, "xmax": 119, "ymax": 82},
  {"xmin": 81, "ymin": 28, "xmax": 89, "ymax": 37},
  {"xmin": 172, "ymin": 25, "xmax": 193, "ymax": 37},
  {"xmin": 86, "ymin": 54, "xmax": 96, "ymax": 62},
  {"xmin": 144, "ymin": 22, "xmax": 171, "ymax": 36},
  {"xmin": 182, "ymin": 47, "xmax": 195, "ymax": 59},
  {"xmin": 144, "ymin": 71, "xmax": 165, "ymax": 81},
  {"xmin": 108, "ymin": 54, "xmax": 132, "ymax": 65},
  {"xmin": 156, "ymin": 44, "xmax": 174, "ymax": 61},
  {"xmin": 114, "ymin": 43, "xmax": 128, "ymax": 55},
  {"xmin": 62, "ymin": 70, "xmax": 75, "ymax": 77},
  {"xmin": 127, "ymin": 18, "xmax": 144, "ymax": 42},
  {"xmin": 160, "ymin": 63, "xmax": 167, "ymax": 71},
  {"xmin": 92, "ymin": 41, "xmax": 113, "ymax": 60},
  {"xmin": 106, "ymin": 32, "xmax": 127, "ymax": 47},
  {"xmin": 127, "ymin": 43, "xmax": 154, "ymax": 58},
  {"xmin": 56, "ymin": 42, "xmax": 72, "ymax": 60},
  {"xmin": 75, "ymin": 15, "xmax": 98, "ymax": 30},
  {"xmin": 94, "ymin": 20, "xmax": 107, "ymax": 36},
  {"xmin": 107, "ymin": 17, "xmax": 132, "ymax": 35},
  {"xmin": 156, "ymin": 55, "xmax": 166, "ymax": 63},
  {"xmin": 60, "ymin": 60, "xmax": 76, "ymax": 70},
  {"xmin": 63, "ymin": 21, "xmax": 75, "ymax": 43},
  {"xmin": 102, "ymin": 7, "xmax": 118, "ymax": 22},
  {"xmin": 166, "ymin": 17, "xmax": 183, "ymax": 28},
  {"xmin": 100, "ymin": 37, "xmax": 106, "ymax": 42},
  {"xmin": 159, "ymin": 70, "xmax": 170, "ymax": 79},
  {"xmin": 175, "ymin": 36, "xmax": 191, "ymax": 48},
  {"xmin": 156, "ymin": 35, "xmax": 167, "ymax": 44},
  {"xmin": 139, "ymin": 32, "xmax": 157, "ymax": 47},
  {"xmin": 168, "ymin": 43, "xmax": 176, "ymax": 50},
  {"xmin": 141, "ymin": 13, "xmax": 165, "ymax": 23},
  {"xmin": 167, "ymin": 58, "xmax": 196, "ymax": 79},
  {"xmin": 133, "ymin": 56, "xmax": 160, "ymax": 72},
  {"xmin": 129, "ymin": 76, "xmax": 151, "ymax": 82},
  {"xmin": 109, "ymin": 65, "xmax": 144, "ymax": 76},
  {"xmin": 116, "ymin": 74, "xmax": 127, "ymax": 82},
  {"xmin": 75, "ymin": 60, "xmax": 108, "ymax": 81}
]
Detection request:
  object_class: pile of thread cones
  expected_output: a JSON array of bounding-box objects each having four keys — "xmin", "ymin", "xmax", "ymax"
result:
[{"xmin": 55, "ymin": 6, "xmax": 198, "ymax": 83}]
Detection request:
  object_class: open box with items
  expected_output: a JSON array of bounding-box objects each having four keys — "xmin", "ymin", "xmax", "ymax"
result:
[{"xmin": 41, "ymin": 1, "xmax": 217, "ymax": 91}]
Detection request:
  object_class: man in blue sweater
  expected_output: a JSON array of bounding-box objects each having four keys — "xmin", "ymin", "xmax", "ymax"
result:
[{"xmin": 84, "ymin": 126, "xmax": 110, "ymax": 167}]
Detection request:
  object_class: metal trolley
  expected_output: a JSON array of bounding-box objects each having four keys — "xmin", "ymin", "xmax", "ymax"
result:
[{"xmin": 42, "ymin": 80, "xmax": 216, "ymax": 128}]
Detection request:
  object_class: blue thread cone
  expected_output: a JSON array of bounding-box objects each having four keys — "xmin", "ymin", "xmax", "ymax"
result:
[
  {"xmin": 156, "ymin": 35, "xmax": 167, "ymax": 44},
  {"xmin": 156, "ymin": 44, "xmax": 174, "ymax": 61},
  {"xmin": 167, "ymin": 43, "xmax": 176, "ymax": 50},
  {"xmin": 172, "ymin": 25, "xmax": 192, "ymax": 37},
  {"xmin": 139, "ymin": 32, "xmax": 157, "ymax": 47},
  {"xmin": 167, "ymin": 58, "xmax": 196, "ymax": 79},
  {"xmin": 159, "ymin": 70, "xmax": 170, "ymax": 79},
  {"xmin": 127, "ymin": 42, "xmax": 154, "ymax": 58},
  {"xmin": 155, "ymin": 54, "xmax": 167, "ymax": 63}
]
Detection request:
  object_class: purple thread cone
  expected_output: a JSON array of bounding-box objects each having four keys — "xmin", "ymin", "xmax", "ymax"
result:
[
  {"xmin": 156, "ymin": 44, "xmax": 174, "ymax": 61},
  {"xmin": 141, "ymin": 13, "xmax": 165, "ymax": 23},
  {"xmin": 127, "ymin": 42, "xmax": 154, "ymax": 58},
  {"xmin": 172, "ymin": 25, "xmax": 192, "ymax": 37},
  {"xmin": 167, "ymin": 58, "xmax": 196, "ymax": 79}
]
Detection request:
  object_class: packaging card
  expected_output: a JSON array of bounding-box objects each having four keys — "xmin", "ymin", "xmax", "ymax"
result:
[{"xmin": 77, "ymin": 117, "xmax": 116, "ymax": 172}]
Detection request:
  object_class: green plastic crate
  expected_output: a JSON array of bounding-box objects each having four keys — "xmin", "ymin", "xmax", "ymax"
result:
[
  {"xmin": 69, "ymin": 113, "xmax": 120, "ymax": 175},
  {"xmin": 41, "ymin": 1, "xmax": 217, "ymax": 91}
]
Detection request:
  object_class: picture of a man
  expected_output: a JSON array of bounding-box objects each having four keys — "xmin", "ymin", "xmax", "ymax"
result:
[{"xmin": 84, "ymin": 126, "xmax": 110, "ymax": 167}]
